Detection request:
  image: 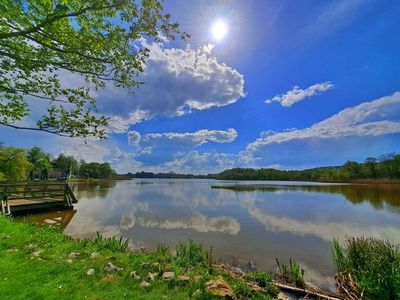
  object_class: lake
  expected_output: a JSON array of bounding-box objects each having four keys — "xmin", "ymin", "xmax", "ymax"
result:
[{"xmin": 19, "ymin": 179, "xmax": 400, "ymax": 289}]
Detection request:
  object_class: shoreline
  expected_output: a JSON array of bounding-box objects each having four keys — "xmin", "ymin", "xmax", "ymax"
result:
[{"xmin": 1, "ymin": 215, "xmax": 342, "ymax": 299}]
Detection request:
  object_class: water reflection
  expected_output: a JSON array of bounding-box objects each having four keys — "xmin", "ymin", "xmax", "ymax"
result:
[
  {"xmin": 18, "ymin": 209, "xmax": 77, "ymax": 228},
  {"xmin": 17, "ymin": 179, "xmax": 400, "ymax": 289},
  {"xmin": 70, "ymin": 180, "xmax": 117, "ymax": 199},
  {"xmin": 214, "ymin": 183, "xmax": 400, "ymax": 211}
]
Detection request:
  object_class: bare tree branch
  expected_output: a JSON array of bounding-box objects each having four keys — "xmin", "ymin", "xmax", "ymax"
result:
[{"xmin": 0, "ymin": 121, "xmax": 69, "ymax": 136}]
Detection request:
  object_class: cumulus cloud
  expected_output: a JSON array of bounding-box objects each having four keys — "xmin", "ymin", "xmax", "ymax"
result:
[
  {"xmin": 96, "ymin": 42, "xmax": 245, "ymax": 131},
  {"xmin": 128, "ymin": 128, "xmax": 237, "ymax": 147},
  {"xmin": 265, "ymin": 81, "xmax": 334, "ymax": 107},
  {"xmin": 247, "ymin": 206, "xmax": 400, "ymax": 244},
  {"xmin": 162, "ymin": 150, "xmax": 236, "ymax": 174},
  {"xmin": 127, "ymin": 128, "xmax": 237, "ymax": 165},
  {"xmin": 134, "ymin": 213, "xmax": 241, "ymax": 235},
  {"xmin": 245, "ymin": 91, "xmax": 400, "ymax": 167}
]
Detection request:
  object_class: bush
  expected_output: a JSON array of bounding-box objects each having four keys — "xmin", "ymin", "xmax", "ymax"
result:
[{"xmin": 332, "ymin": 237, "xmax": 400, "ymax": 300}]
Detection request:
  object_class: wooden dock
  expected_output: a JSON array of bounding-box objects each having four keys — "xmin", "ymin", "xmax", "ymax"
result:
[{"xmin": 0, "ymin": 182, "xmax": 77, "ymax": 215}]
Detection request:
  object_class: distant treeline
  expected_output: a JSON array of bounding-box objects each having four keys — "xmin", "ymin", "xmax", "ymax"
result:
[
  {"xmin": 0, "ymin": 144, "xmax": 116, "ymax": 181},
  {"xmin": 124, "ymin": 171, "xmax": 211, "ymax": 179},
  {"xmin": 125, "ymin": 153, "xmax": 400, "ymax": 182}
]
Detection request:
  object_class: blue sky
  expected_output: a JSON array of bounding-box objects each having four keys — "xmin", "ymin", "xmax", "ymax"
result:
[{"xmin": 2, "ymin": 0, "xmax": 400, "ymax": 173}]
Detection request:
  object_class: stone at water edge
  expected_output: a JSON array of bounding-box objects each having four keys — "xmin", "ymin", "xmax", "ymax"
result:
[
  {"xmin": 205, "ymin": 278, "xmax": 234, "ymax": 298},
  {"xmin": 29, "ymin": 251, "xmax": 41, "ymax": 258},
  {"xmin": 249, "ymin": 282, "xmax": 264, "ymax": 293},
  {"xmin": 130, "ymin": 271, "xmax": 141, "ymax": 280},
  {"xmin": 6, "ymin": 248, "xmax": 19, "ymax": 252},
  {"xmin": 233, "ymin": 267, "xmax": 245, "ymax": 276},
  {"xmin": 44, "ymin": 219, "xmax": 57, "ymax": 225},
  {"xmin": 140, "ymin": 280, "xmax": 151, "ymax": 288},
  {"xmin": 177, "ymin": 275, "xmax": 190, "ymax": 282},
  {"xmin": 104, "ymin": 262, "xmax": 123, "ymax": 273},
  {"xmin": 192, "ymin": 289, "xmax": 202, "ymax": 297},
  {"xmin": 90, "ymin": 252, "xmax": 101, "ymax": 259},
  {"xmin": 277, "ymin": 292, "xmax": 293, "ymax": 300},
  {"xmin": 86, "ymin": 269, "xmax": 95, "ymax": 276},
  {"xmin": 148, "ymin": 272, "xmax": 158, "ymax": 281},
  {"xmin": 161, "ymin": 271, "xmax": 175, "ymax": 280},
  {"xmin": 68, "ymin": 252, "xmax": 80, "ymax": 258}
]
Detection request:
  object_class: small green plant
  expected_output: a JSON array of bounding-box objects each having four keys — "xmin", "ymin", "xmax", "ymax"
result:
[
  {"xmin": 276, "ymin": 258, "xmax": 305, "ymax": 288},
  {"xmin": 155, "ymin": 243, "xmax": 172, "ymax": 264},
  {"xmin": 245, "ymin": 271, "xmax": 279, "ymax": 296},
  {"xmin": 232, "ymin": 279, "xmax": 252, "ymax": 299},
  {"xmin": 93, "ymin": 231, "xmax": 129, "ymax": 252},
  {"xmin": 332, "ymin": 239, "xmax": 349, "ymax": 272},
  {"xmin": 175, "ymin": 240, "xmax": 212, "ymax": 268},
  {"xmin": 332, "ymin": 237, "xmax": 400, "ymax": 300}
]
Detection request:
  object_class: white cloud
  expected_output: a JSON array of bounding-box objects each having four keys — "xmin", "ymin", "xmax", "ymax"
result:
[
  {"xmin": 128, "ymin": 128, "xmax": 237, "ymax": 147},
  {"xmin": 162, "ymin": 150, "xmax": 236, "ymax": 174},
  {"xmin": 97, "ymin": 42, "xmax": 245, "ymax": 131},
  {"xmin": 127, "ymin": 128, "xmax": 237, "ymax": 165},
  {"xmin": 133, "ymin": 213, "xmax": 240, "ymax": 235},
  {"xmin": 245, "ymin": 91, "xmax": 400, "ymax": 167},
  {"xmin": 247, "ymin": 206, "xmax": 400, "ymax": 244},
  {"xmin": 265, "ymin": 81, "xmax": 334, "ymax": 107}
]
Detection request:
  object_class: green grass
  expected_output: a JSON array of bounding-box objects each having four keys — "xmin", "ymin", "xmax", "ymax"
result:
[
  {"xmin": 332, "ymin": 237, "xmax": 400, "ymax": 300},
  {"xmin": 275, "ymin": 258, "xmax": 305, "ymax": 288},
  {"xmin": 0, "ymin": 215, "xmax": 279, "ymax": 299},
  {"xmin": 244, "ymin": 271, "xmax": 279, "ymax": 296},
  {"xmin": 175, "ymin": 240, "xmax": 213, "ymax": 269}
]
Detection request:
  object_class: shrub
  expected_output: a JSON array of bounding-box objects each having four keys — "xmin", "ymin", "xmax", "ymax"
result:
[
  {"xmin": 276, "ymin": 258, "xmax": 305, "ymax": 288},
  {"xmin": 332, "ymin": 237, "xmax": 400, "ymax": 300}
]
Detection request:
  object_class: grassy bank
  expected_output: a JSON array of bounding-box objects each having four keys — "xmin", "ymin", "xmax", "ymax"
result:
[
  {"xmin": 2, "ymin": 214, "xmax": 398, "ymax": 299},
  {"xmin": 333, "ymin": 237, "xmax": 400, "ymax": 300},
  {"xmin": 0, "ymin": 215, "xmax": 278, "ymax": 300}
]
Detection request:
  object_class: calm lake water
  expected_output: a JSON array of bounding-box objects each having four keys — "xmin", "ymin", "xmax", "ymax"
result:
[{"xmin": 19, "ymin": 179, "xmax": 400, "ymax": 289}]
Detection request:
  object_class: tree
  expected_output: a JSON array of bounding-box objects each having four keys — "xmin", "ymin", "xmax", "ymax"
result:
[
  {"xmin": 0, "ymin": 147, "xmax": 32, "ymax": 181},
  {"xmin": 98, "ymin": 162, "xmax": 115, "ymax": 179},
  {"xmin": 363, "ymin": 157, "xmax": 377, "ymax": 178},
  {"xmin": 27, "ymin": 146, "xmax": 52, "ymax": 179},
  {"xmin": 341, "ymin": 161, "xmax": 362, "ymax": 179},
  {"xmin": 79, "ymin": 161, "xmax": 115, "ymax": 179},
  {"xmin": 53, "ymin": 154, "xmax": 78, "ymax": 178},
  {"xmin": 0, "ymin": 0, "xmax": 185, "ymax": 138}
]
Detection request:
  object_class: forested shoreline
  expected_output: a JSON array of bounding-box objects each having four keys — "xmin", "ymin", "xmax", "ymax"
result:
[
  {"xmin": 126, "ymin": 153, "xmax": 400, "ymax": 181},
  {"xmin": 2, "ymin": 144, "xmax": 399, "ymax": 182},
  {"xmin": 0, "ymin": 144, "xmax": 116, "ymax": 181}
]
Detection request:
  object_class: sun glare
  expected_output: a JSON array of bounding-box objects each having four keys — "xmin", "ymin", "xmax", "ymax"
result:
[{"xmin": 211, "ymin": 19, "xmax": 228, "ymax": 41}]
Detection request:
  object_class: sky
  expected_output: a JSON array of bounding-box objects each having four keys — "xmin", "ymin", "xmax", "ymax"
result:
[{"xmin": 2, "ymin": 0, "xmax": 400, "ymax": 174}]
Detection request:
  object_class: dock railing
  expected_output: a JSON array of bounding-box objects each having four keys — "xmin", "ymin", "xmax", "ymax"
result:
[{"xmin": 0, "ymin": 182, "xmax": 77, "ymax": 215}]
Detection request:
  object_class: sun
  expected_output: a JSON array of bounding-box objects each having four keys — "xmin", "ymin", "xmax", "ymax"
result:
[{"xmin": 211, "ymin": 19, "xmax": 228, "ymax": 41}]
